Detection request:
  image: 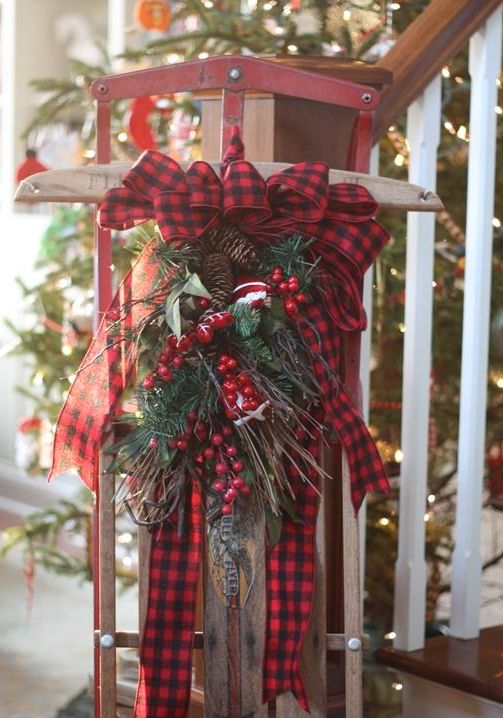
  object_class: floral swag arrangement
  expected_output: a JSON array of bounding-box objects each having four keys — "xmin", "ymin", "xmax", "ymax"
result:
[{"xmin": 49, "ymin": 129, "xmax": 390, "ymax": 717}]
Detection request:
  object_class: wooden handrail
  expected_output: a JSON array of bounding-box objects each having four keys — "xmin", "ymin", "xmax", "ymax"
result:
[{"xmin": 373, "ymin": 0, "xmax": 502, "ymax": 140}]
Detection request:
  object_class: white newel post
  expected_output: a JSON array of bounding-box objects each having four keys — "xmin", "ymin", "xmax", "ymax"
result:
[
  {"xmin": 450, "ymin": 9, "xmax": 503, "ymax": 640},
  {"xmin": 393, "ymin": 76, "xmax": 441, "ymax": 651}
]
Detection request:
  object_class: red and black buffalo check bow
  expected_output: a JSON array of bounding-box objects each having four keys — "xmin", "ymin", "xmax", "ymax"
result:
[{"xmin": 49, "ymin": 129, "xmax": 390, "ymax": 717}]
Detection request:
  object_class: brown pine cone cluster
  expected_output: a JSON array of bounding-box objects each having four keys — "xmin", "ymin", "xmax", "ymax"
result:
[{"xmin": 190, "ymin": 224, "xmax": 261, "ymax": 310}]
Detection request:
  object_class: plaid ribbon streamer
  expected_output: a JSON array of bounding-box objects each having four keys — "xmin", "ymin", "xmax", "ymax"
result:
[
  {"xmin": 49, "ymin": 128, "xmax": 391, "ymax": 716},
  {"xmin": 135, "ymin": 481, "xmax": 203, "ymax": 717},
  {"xmin": 264, "ymin": 428, "xmax": 321, "ymax": 709}
]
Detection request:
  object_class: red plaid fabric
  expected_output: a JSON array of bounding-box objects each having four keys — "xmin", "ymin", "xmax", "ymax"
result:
[
  {"xmin": 49, "ymin": 128, "xmax": 391, "ymax": 717},
  {"xmin": 135, "ymin": 481, "xmax": 203, "ymax": 717},
  {"xmin": 264, "ymin": 428, "xmax": 321, "ymax": 709}
]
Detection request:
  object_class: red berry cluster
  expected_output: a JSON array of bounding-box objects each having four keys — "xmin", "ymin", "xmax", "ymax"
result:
[
  {"xmin": 197, "ymin": 426, "xmax": 252, "ymax": 515},
  {"xmin": 217, "ymin": 354, "xmax": 263, "ymax": 417},
  {"xmin": 266, "ymin": 266, "xmax": 307, "ymax": 317},
  {"xmin": 141, "ymin": 312, "xmax": 234, "ymax": 390}
]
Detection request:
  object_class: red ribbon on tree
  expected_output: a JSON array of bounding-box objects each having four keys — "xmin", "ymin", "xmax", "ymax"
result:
[{"xmin": 49, "ymin": 128, "xmax": 390, "ymax": 716}]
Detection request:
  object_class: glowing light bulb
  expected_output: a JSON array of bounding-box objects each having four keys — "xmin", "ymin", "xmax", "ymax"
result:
[
  {"xmin": 117, "ymin": 132, "xmax": 128, "ymax": 143},
  {"xmin": 378, "ymin": 517, "xmax": 390, "ymax": 527},
  {"xmin": 394, "ymin": 449, "xmax": 404, "ymax": 463}
]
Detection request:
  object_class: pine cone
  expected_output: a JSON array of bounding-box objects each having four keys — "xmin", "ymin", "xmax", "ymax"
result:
[
  {"xmin": 187, "ymin": 234, "xmax": 218, "ymax": 273},
  {"xmin": 202, "ymin": 253, "xmax": 234, "ymax": 309},
  {"xmin": 207, "ymin": 225, "xmax": 260, "ymax": 270}
]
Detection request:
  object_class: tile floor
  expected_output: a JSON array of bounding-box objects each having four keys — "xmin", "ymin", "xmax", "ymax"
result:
[{"xmin": 0, "ymin": 549, "xmax": 137, "ymax": 718}]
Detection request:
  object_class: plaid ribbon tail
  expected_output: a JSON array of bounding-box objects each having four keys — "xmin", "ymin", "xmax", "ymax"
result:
[
  {"xmin": 263, "ymin": 433, "xmax": 320, "ymax": 711},
  {"xmin": 48, "ymin": 238, "xmax": 170, "ymax": 490},
  {"xmin": 135, "ymin": 481, "xmax": 203, "ymax": 718},
  {"xmin": 329, "ymin": 385, "xmax": 391, "ymax": 513}
]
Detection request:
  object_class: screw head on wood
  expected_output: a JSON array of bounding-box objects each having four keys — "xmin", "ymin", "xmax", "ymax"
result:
[
  {"xmin": 347, "ymin": 637, "xmax": 362, "ymax": 651},
  {"xmin": 361, "ymin": 92, "xmax": 372, "ymax": 104},
  {"xmin": 96, "ymin": 83, "xmax": 109, "ymax": 95},
  {"xmin": 228, "ymin": 67, "xmax": 243, "ymax": 82},
  {"xmin": 100, "ymin": 633, "xmax": 115, "ymax": 648}
]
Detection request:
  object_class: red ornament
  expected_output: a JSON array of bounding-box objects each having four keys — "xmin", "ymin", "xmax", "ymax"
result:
[
  {"xmin": 177, "ymin": 334, "xmax": 193, "ymax": 352},
  {"xmin": 224, "ymin": 487, "xmax": 238, "ymax": 502},
  {"xmin": 16, "ymin": 150, "xmax": 49, "ymax": 183},
  {"xmin": 231, "ymin": 460, "xmax": 243, "ymax": 472},
  {"xmin": 284, "ymin": 299, "xmax": 298, "ymax": 316},
  {"xmin": 203, "ymin": 447, "xmax": 215, "ymax": 459},
  {"xmin": 240, "ymin": 484, "xmax": 252, "ymax": 496},
  {"xmin": 208, "ymin": 311, "xmax": 234, "ymax": 329},
  {"xmin": 142, "ymin": 374, "xmax": 156, "ymax": 389},
  {"xmin": 187, "ymin": 410, "xmax": 198, "ymax": 423},
  {"xmin": 232, "ymin": 277, "xmax": 268, "ymax": 305},
  {"xmin": 149, "ymin": 437, "xmax": 158, "ymax": 448},
  {"xmin": 232, "ymin": 477, "xmax": 245, "ymax": 489},
  {"xmin": 226, "ymin": 358, "xmax": 238, "ymax": 371},
  {"xmin": 222, "ymin": 426, "xmax": 233, "ymax": 437},
  {"xmin": 127, "ymin": 96, "xmax": 157, "ymax": 151},
  {"xmin": 226, "ymin": 445, "xmax": 238, "ymax": 457},
  {"xmin": 134, "ymin": 0, "xmax": 171, "ymax": 31},
  {"xmin": 294, "ymin": 293, "xmax": 307, "ymax": 304},
  {"xmin": 176, "ymin": 438, "xmax": 189, "ymax": 451},
  {"xmin": 157, "ymin": 365, "xmax": 173, "ymax": 380},
  {"xmin": 223, "ymin": 379, "xmax": 238, "ymax": 392},
  {"xmin": 215, "ymin": 462, "xmax": 227, "ymax": 473},
  {"xmin": 212, "ymin": 480, "xmax": 226, "ymax": 492},
  {"xmin": 196, "ymin": 297, "xmax": 211, "ymax": 310},
  {"xmin": 172, "ymin": 356, "xmax": 185, "ymax": 369},
  {"xmin": 196, "ymin": 323, "xmax": 214, "ymax": 344},
  {"xmin": 288, "ymin": 276, "xmax": 300, "ymax": 292},
  {"xmin": 225, "ymin": 392, "xmax": 238, "ymax": 406},
  {"xmin": 278, "ymin": 281, "xmax": 289, "ymax": 294},
  {"xmin": 211, "ymin": 433, "xmax": 224, "ymax": 446},
  {"xmin": 221, "ymin": 504, "xmax": 233, "ymax": 515}
]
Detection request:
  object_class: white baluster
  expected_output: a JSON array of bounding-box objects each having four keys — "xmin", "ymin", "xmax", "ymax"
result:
[
  {"xmin": 393, "ymin": 75, "xmax": 441, "ymax": 651},
  {"xmin": 450, "ymin": 9, "xmax": 502, "ymax": 640},
  {"xmin": 107, "ymin": 0, "xmax": 127, "ymax": 62}
]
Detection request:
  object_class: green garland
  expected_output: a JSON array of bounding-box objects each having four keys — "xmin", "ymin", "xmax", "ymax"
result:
[{"xmin": 108, "ymin": 233, "xmax": 325, "ymax": 538}]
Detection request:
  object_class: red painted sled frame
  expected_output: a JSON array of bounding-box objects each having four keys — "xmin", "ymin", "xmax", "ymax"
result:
[{"xmin": 91, "ymin": 55, "xmax": 377, "ymax": 718}]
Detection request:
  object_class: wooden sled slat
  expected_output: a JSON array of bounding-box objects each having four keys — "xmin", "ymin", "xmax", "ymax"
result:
[{"xmin": 14, "ymin": 162, "xmax": 444, "ymax": 212}]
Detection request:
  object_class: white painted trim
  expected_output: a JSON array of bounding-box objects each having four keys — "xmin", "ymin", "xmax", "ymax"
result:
[
  {"xmin": 393, "ymin": 75, "xmax": 441, "ymax": 651},
  {"xmin": 450, "ymin": 9, "xmax": 503, "ymax": 639}
]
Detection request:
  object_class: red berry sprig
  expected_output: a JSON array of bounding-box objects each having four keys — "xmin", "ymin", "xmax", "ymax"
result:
[
  {"xmin": 216, "ymin": 354, "xmax": 265, "ymax": 417},
  {"xmin": 200, "ymin": 427, "xmax": 252, "ymax": 515},
  {"xmin": 266, "ymin": 266, "xmax": 307, "ymax": 317},
  {"xmin": 142, "ymin": 311, "xmax": 236, "ymax": 391}
]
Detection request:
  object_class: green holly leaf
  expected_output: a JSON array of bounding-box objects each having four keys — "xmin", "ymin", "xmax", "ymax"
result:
[
  {"xmin": 183, "ymin": 273, "xmax": 211, "ymax": 299},
  {"xmin": 265, "ymin": 505, "xmax": 283, "ymax": 549},
  {"xmin": 165, "ymin": 297, "xmax": 181, "ymax": 338}
]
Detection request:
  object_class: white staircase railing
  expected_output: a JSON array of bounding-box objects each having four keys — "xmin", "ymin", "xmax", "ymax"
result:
[{"xmin": 387, "ymin": 7, "xmax": 503, "ymax": 651}]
